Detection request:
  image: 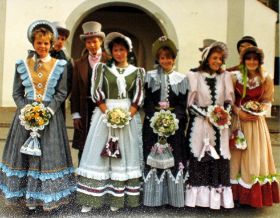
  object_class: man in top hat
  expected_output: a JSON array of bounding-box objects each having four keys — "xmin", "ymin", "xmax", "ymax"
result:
[
  {"xmin": 50, "ymin": 21, "xmax": 73, "ymax": 119},
  {"xmin": 190, "ymin": 38, "xmax": 216, "ymax": 72},
  {"xmin": 227, "ymin": 35, "xmax": 258, "ymax": 71},
  {"xmin": 70, "ymin": 21, "xmax": 108, "ymax": 163},
  {"xmin": 198, "ymin": 38, "xmax": 216, "ymax": 52}
]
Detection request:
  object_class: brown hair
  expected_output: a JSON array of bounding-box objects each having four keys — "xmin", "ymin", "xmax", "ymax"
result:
[
  {"xmin": 108, "ymin": 37, "xmax": 129, "ymax": 54},
  {"xmin": 243, "ymin": 52, "xmax": 265, "ymax": 83},
  {"xmin": 31, "ymin": 27, "xmax": 54, "ymax": 45},
  {"xmin": 198, "ymin": 46, "xmax": 225, "ymax": 74},
  {"xmin": 156, "ymin": 46, "xmax": 176, "ymax": 61}
]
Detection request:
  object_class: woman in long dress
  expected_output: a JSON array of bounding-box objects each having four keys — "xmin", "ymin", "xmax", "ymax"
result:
[
  {"xmin": 0, "ymin": 20, "xmax": 75, "ymax": 211},
  {"xmin": 185, "ymin": 41, "xmax": 235, "ymax": 209},
  {"xmin": 76, "ymin": 32, "xmax": 144, "ymax": 212},
  {"xmin": 230, "ymin": 46, "xmax": 280, "ymax": 207},
  {"xmin": 142, "ymin": 36, "xmax": 188, "ymax": 207}
]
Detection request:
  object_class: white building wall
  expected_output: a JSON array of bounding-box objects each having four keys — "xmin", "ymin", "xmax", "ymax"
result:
[
  {"xmin": 0, "ymin": 0, "xmax": 277, "ymax": 106},
  {"xmin": 243, "ymin": 0, "xmax": 277, "ymax": 77},
  {"xmin": 151, "ymin": 0, "xmax": 228, "ymax": 73}
]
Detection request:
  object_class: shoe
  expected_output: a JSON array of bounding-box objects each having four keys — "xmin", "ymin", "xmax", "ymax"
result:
[
  {"xmin": 28, "ymin": 206, "xmax": 36, "ymax": 210},
  {"xmin": 110, "ymin": 206, "xmax": 119, "ymax": 211},
  {"xmin": 81, "ymin": 206, "xmax": 92, "ymax": 213}
]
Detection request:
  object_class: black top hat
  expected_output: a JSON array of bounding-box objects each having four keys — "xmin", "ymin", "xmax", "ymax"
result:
[
  {"xmin": 199, "ymin": 39, "xmax": 216, "ymax": 51},
  {"xmin": 52, "ymin": 21, "xmax": 70, "ymax": 38},
  {"xmin": 237, "ymin": 36, "xmax": 257, "ymax": 52}
]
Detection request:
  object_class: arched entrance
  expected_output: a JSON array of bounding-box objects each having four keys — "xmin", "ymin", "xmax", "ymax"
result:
[{"xmin": 66, "ymin": 1, "xmax": 178, "ymax": 70}]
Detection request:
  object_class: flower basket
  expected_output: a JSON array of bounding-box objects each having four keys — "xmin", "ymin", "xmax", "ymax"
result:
[
  {"xmin": 147, "ymin": 137, "xmax": 174, "ymax": 169},
  {"xmin": 19, "ymin": 101, "xmax": 51, "ymax": 156},
  {"xmin": 229, "ymin": 129, "xmax": 247, "ymax": 150}
]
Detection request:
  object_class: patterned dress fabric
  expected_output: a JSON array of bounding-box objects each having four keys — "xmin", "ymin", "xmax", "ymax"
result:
[
  {"xmin": 0, "ymin": 57, "xmax": 76, "ymax": 210},
  {"xmin": 142, "ymin": 68, "xmax": 188, "ymax": 207},
  {"xmin": 185, "ymin": 71, "xmax": 235, "ymax": 209}
]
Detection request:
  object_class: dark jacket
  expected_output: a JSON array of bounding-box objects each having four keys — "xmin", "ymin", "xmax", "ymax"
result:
[{"xmin": 70, "ymin": 52, "xmax": 108, "ymax": 150}]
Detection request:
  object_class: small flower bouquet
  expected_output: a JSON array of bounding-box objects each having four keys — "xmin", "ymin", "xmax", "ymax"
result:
[
  {"xmin": 207, "ymin": 105, "xmax": 231, "ymax": 129},
  {"xmin": 150, "ymin": 110, "xmax": 179, "ymax": 137},
  {"xmin": 155, "ymin": 101, "xmax": 174, "ymax": 111},
  {"xmin": 147, "ymin": 110, "xmax": 179, "ymax": 169},
  {"xmin": 101, "ymin": 108, "xmax": 131, "ymax": 159},
  {"xmin": 103, "ymin": 108, "xmax": 131, "ymax": 128},
  {"xmin": 19, "ymin": 101, "xmax": 52, "ymax": 156},
  {"xmin": 241, "ymin": 100, "xmax": 266, "ymax": 116}
]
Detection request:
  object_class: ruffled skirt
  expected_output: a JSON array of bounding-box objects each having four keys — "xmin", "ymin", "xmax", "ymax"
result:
[
  {"xmin": 230, "ymin": 115, "xmax": 280, "ymax": 207},
  {"xmin": 143, "ymin": 169, "xmax": 186, "ymax": 207},
  {"xmin": 76, "ymin": 99, "xmax": 143, "ymax": 208},
  {"xmin": 0, "ymin": 105, "xmax": 76, "ymax": 211}
]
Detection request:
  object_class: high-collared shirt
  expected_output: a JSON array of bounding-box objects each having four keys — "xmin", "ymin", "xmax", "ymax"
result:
[{"xmin": 88, "ymin": 48, "xmax": 102, "ymax": 69}]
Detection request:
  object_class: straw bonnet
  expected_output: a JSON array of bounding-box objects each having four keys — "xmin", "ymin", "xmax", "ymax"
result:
[
  {"xmin": 104, "ymin": 32, "xmax": 133, "ymax": 56},
  {"xmin": 80, "ymin": 21, "xmax": 105, "ymax": 41},
  {"xmin": 201, "ymin": 41, "xmax": 228, "ymax": 63},
  {"xmin": 52, "ymin": 21, "xmax": 70, "ymax": 38},
  {"xmin": 199, "ymin": 39, "xmax": 216, "ymax": 51},
  {"xmin": 237, "ymin": 36, "xmax": 257, "ymax": 52},
  {"xmin": 240, "ymin": 46, "xmax": 264, "ymax": 65},
  {"xmin": 27, "ymin": 20, "xmax": 58, "ymax": 43},
  {"xmin": 152, "ymin": 36, "xmax": 178, "ymax": 59}
]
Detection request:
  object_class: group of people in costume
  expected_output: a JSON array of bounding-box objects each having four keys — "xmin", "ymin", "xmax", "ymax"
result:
[{"xmin": 0, "ymin": 19, "xmax": 279, "ymax": 213}]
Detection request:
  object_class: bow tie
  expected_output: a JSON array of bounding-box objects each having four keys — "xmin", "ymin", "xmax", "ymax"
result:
[
  {"xmin": 89, "ymin": 53, "xmax": 101, "ymax": 61},
  {"xmin": 88, "ymin": 54, "xmax": 101, "ymax": 68}
]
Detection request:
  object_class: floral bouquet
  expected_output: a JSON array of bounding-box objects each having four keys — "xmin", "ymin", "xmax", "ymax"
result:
[
  {"xmin": 241, "ymin": 100, "xmax": 266, "ymax": 116},
  {"xmin": 101, "ymin": 108, "xmax": 131, "ymax": 159},
  {"xmin": 207, "ymin": 105, "xmax": 231, "ymax": 129},
  {"xmin": 103, "ymin": 108, "xmax": 131, "ymax": 128},
  {"xmin": 150, "ymin": 110, "xmax": 179, "ymax": 137},
  {"xmin": 155, "ymin": 101, "xmax": 175, "ymax": 111},
  {"xmin": 147, "ymin": 110, "xmax": 179, "ymax": 169},
  {"xmin": 19, "ymin": 101, "xmax": 52, "ymax": 156}
]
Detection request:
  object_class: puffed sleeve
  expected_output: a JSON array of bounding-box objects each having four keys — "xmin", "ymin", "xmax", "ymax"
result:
[
  {"xmin": 186, "ymin": 71, "xmax": 207, "ymax": 117},
  {"xmin": 131, "ymin": 68, "xmax": 145, "ymax": 109},
  {"xmin": 91, "ymin": 62, "xmax": 106, "ymax": 106},
  {"xmin": 12, "ymin": 63, "xmax": 26, "ymax": 109},
  {"xmin": 260, "ymin": 73, "xmax": 274, "ymax": 103}
]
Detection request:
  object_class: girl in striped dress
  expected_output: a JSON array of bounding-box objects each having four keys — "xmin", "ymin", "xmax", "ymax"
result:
[{"xmin": 143, "ymin": 36, "xmax": 188, "ymax": 207}]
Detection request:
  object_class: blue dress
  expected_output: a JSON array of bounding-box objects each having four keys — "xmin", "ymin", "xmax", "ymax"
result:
[{"xmin": 0, "ymin": 56, "xmax": 76, "ymax": 210}]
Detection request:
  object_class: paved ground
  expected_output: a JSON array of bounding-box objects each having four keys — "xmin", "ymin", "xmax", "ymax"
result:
[{"xmin": 0, "ymin": 108, "xmax": 279, "ymax": 217}]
